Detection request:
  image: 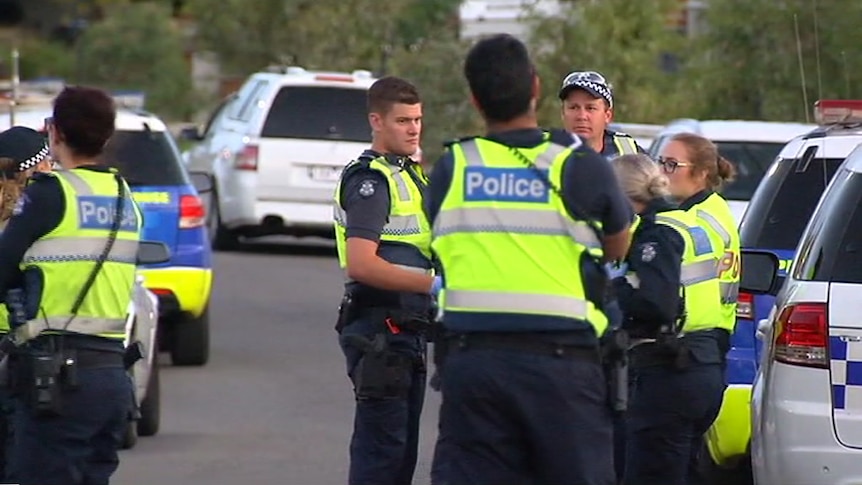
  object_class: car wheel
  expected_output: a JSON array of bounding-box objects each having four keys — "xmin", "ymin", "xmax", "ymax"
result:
[
  {"xmin": 208, "ymin": 189, "xmax": 240, "ymax": 252},
  {"xmin": 137, "ymin": 362, "xmax": 161, "ymax": 437},
  {"xmin": 170, "ymin": 306, "xmax": 210, "ymax": 366},
  {"xmin": 122, "ymin": 420, "xmax": 138, "ymax": 450}
]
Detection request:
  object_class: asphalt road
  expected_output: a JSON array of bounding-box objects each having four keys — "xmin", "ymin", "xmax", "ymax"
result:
[{"xmin": 114, "ymin": 239, "xmax": 442, "ymax": 485}]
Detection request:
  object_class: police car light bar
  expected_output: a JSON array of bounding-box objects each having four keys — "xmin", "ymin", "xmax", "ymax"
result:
[{"xmin": 814, "ymin": 99, "xmax": 862, "ymax": 125}]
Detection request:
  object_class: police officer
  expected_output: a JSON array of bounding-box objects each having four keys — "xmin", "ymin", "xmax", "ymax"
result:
[
  {"xmin": 426, "ymin": 34, "xmax": 632, "ymax": 485},
  {"xmin": 332, "ymin": 76, "xmax": 440, "ymax": 485},
  {"xmin": 607, "ymin": 154, "xmax": 725, "ymax": 485},
  {"xmin": 0, "ymin": 86, "xmax": 141, "ymax": 485},
  {"xmin": 558, "ymin": 70, "xmax": 645, "ymax": 160},
  {"xmin": 0, "ymin": 126, "xmax": 54, "ymax": 480},
  {"xmin": 658, "ymin": 133, "xmax": 739, "ymax": 482}
]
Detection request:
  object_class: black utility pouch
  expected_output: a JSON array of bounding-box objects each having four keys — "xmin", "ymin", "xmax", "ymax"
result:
[
  {"xmin": 335, "ymin": 293, "xmax": 356, "ymax": 334},
  {"xmin": 21, "ymin": 350, "xmax": 64, "ymax": 417},
  {"xmin": 351, "ymin": 334, "xmax": 413, "ymax": 400}
]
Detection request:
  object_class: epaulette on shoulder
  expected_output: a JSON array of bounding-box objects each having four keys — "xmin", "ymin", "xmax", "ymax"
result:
[
  {"xmin": 443, "ymin": 135, "xmax": 478, "ymax": 149},
  {"xmin": 612, "ymin": 130, "xmax": 634, "ymax": 139}
]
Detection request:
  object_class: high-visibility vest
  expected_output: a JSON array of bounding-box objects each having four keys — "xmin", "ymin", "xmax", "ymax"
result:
[
  {"xmin": 688, "ymin": 193, "xmax": 740, "ymax": 332},
  {"xmin": 432, "ymin": 136, "xmax": 608, "ymax": 336},
  {"xmin": 333, "ymin": 156, "xmax": 433, "ymax": 275},
  {"xmin": 16, "ymin": 169, "xmax": 142, "ymax": 343},
  {"xmin": 626, "ymin": 211, "xmax": 723, "ymax": 333},
  {"xmin": 610, "ymin": 132, "xmax": 639, "ymax": 156}
]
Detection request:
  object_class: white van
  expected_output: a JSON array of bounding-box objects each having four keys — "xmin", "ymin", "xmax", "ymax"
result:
[{"xmin": 649, "ymin": 119, "xmax": 817, "ymax": 225}]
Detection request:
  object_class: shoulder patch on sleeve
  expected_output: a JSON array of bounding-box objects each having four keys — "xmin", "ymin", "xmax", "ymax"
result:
[
  {"xmin": 638, "ymin": 242, "xmax": 658, "ymax": 262},
  {"xmin": 11, "ymin": 193, "xmax": 30, "ymax": 216},
  {"xmin": 357, "ymin": 178, "xmax": 378, "ymax": 198}
]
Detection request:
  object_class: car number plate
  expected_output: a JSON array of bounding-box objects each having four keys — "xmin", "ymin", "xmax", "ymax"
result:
[{"xmin": 308, "ymin": 166, "xmax": 341, "ymax": 182}]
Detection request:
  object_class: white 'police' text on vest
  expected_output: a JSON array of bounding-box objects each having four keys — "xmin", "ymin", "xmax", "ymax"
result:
[{"xmin": 464, "ymin": 167, "xmax": 549, "ymax": 203}]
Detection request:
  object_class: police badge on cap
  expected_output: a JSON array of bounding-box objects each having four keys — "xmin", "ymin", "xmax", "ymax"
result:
[{"xmin": 0, "ymin": 126, "xmax": 50, "ymax": 177}]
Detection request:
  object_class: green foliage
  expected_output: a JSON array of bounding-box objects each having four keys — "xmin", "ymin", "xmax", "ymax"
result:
[
  {"xmin": 17, "ymin": 37, "xmax": 75, "ymax": 80},
  {"xmin": 529, "ymin": 0, "xmax": 689, "ymax": 126},
  {"xmin": 75, "ymin": 2, "xmax": 193, "ymax": 119}
]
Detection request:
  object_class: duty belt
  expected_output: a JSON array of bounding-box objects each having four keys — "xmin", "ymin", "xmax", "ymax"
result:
[
  {"xmin": 446, "ymin": 332, "xmax": 601, "ymax": 362},
  {"xmin": 357, "ymin": 307, "xmax": 434, "ymax": 334}
]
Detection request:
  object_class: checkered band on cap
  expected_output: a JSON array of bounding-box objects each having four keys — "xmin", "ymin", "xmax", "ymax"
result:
[
  {"xmin": 559, "ymin": 71, "xmax": 614, "ymax": 108},
  {"xmin": 18, "ymin": 143, "xmax": 49, "ymax": 172}
]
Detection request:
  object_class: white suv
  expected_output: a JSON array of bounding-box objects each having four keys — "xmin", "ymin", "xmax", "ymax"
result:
[
  {"xmin": 743, "ymin": 100, "xmax": 862, "ymax": 485},
  {"xmin": 182, "ymin": 66, "xmax": 378, "ymax": 249}
]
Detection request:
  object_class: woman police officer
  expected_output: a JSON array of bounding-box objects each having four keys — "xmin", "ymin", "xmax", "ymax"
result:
[{"xmin": 607, "ymin": 154, "xmax": 726, "ymax": 485}]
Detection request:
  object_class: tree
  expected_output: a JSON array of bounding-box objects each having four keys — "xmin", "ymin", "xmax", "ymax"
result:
[
  {"xmin": 75, "ymin": 2, "xmax": 194, "ymax": 119},
  {"xmin": 688, "ymin": 0, "xmax": 862, "ymax": 122},
  {"xmin": 528, "ymin": 0, "xmax": 689, "ymax": 127}
]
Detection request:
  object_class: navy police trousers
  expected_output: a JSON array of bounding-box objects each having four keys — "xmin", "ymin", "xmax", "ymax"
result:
[
  {"xmin": 7, "ymin": 366, "xmax": 132, "ymax": 485},
  {"xmin": 339, "ymin": 317, "xmax": 427, "ymax": 485},
  {"xmin": 431, "ymin": 345, "xmax": 616, "ymax": 485},
  {"xmin": 622, "ymin": 363, "xmax": 725, "ymax": 485}
]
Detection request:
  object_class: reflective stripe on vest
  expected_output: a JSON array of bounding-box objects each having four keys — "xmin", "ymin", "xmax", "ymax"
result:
[
  {"xmin": 613, "ymin": 135, "xmax": 638, "ymax": 156},
  {"xmin": 432, "ymin": 136, "xmax": 607, "ymax": 334},
  {"xmin": 696, "ymin": 208, "xmax": 738, "ymax": 303},
  {"xmin": 654, "ymin": 215, "xmax": 719, "ymax": 286},
  {"xmin": 444, "ymin": 289, "xmax": 587, "ymax": 316},
  {"xmin": 18, "ymin": 170, "xmax": 141, "ymax": 343},
  {"xmin": 333, "ymin": 156, "xmax": 433, "ymax": 273}
]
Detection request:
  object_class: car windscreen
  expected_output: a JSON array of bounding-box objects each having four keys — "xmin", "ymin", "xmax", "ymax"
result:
[
  {"xmin": 100, "ymin": 130, "xmax": 189, "ymax": 186},
  {"xmin": 715, "ymin": 141, "xmax": 784, "ymax": 201},
  {"xmin": 794, "ymin": 170, "xmax": 862, "ymax": 283},
  {"xmin": 260, "ymin": 86, "xmax": 371, "ymax": 143},
  {"xmin": 740, "ymin": 155, "xmax": 843, "ymax": 249}
]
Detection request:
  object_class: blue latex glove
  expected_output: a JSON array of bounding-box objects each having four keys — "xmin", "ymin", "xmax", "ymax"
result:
[
  {"xmin": 604, "ymin": 261, "xmax": 629, "ymax": 280},
  {"xmin": 430, "ymin": 275, "xmax": 443, "ymax": 296}
]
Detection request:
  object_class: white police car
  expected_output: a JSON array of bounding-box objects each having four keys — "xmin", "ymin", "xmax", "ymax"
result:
[{"xmin": 743, "ymin": 100, "xmax": 862, "ymax": 485}]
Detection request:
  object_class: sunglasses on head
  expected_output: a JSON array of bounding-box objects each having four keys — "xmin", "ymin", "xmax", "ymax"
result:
[{"xmin": 656, "ymin": 156, "xmax": 693, "ymax": 173}]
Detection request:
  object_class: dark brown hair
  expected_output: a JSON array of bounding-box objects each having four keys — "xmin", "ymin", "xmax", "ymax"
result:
[
  {"xmin": 53, "ymin": 85, "xmax": 116, "ymax": 158},
  {"xmin": 0, "ymin": 157, "xmax": 32, "ymax": 222},
  {"xmin": 670, "ymin": 132, "xmax": 737, "ymax": 191},
  {"xmin": 367, "ymin": 76, "xmax": 421, "ymax": 115}
]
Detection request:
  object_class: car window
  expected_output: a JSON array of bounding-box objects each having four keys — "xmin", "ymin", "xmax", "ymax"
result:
[
  {"xmin": 715, "ymin": 142, "xmax": 784, "ymax": 201},
  {"xmin": 100, "ymin": 129, "xmax": 189, "ymax": 186},
  {"xmin": 260, "ymin": 86, "xmax": 371, "ymax": 143},
  {"xmin": 740, "ymin": 155, "xmax": 844, "ymax": 249},
  {"xmin": 202, "ymin": 95, "xmax": 235, "ymax": 138},
  {"xmin": 794, "ymin": 170, "xmax": 862, "ymax": 282}
]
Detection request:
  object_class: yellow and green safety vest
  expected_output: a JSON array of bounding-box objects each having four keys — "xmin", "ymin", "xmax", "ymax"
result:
[
  {"xmin": 688, "ymin": 193, "xmax": 740, "ymax": 332},
  {"xmin": 627, "ymin": 210, "xmax": 723, "ymax": 333},
  {"xmin": 610, "ymin": 132, "xmax": 639, "ymax": 157},
  {"xmin": 432, "ymin": 136, "xmax": 609, "ymax": 336},
  {"xmin": 16, "ymin": 169, "xmax": 142, "ymax": 343},
  {"xmin": 333, "ymin": 156, "xmax": 433, "ymax": 275}
]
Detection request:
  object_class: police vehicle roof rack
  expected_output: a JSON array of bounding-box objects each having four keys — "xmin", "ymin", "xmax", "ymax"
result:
[{"xmin": 814, "ymin": 99, "xmax": 862, "ymax": 128}]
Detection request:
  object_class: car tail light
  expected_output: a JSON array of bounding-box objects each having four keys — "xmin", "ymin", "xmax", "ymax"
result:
[
  {"xmin": 737, "ymin": 292, "xmax": 754, "ymax": 319},
  {"xmin": 150, "ymin": 289, "xmax": 173, "ymax": 296},
  {"xmin": 773, "ymin": 303, "xmax": 828, "ymax": 368},
  {"xmin": 235, "ymin": 144, "xmax": 258, "ymax": 171},
  {"xmin": 179, "ymin": 194, "xmax": 206, "ymax": 229}
]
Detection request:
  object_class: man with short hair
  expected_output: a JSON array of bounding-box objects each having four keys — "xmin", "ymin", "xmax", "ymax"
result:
[
  {"xmin": 332, "ymin": 76, "xmax": 440, "ymax": 485},
  {"xmin": 427, "ymin": 34, "xmax": 631, "ymax": 485},
  {"xmin": 559, "ymin": 70, "xmax": 646, "ymax": 160}
]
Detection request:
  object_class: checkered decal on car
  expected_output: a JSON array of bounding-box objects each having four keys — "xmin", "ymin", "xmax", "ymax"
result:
[{"xmin": 830, "ymin": 335, "xmax": 862, "ymax": 411}]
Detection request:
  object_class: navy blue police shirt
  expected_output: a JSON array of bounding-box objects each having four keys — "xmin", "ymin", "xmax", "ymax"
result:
[
  {"xmin": 612, "ymin": 197, "xmax": 685, "ymax": 338},
  {"xmin": 425, "ymin": 128, "xmax": 633, "ymax": 346},
  {"xmin": 339, "ymin": 149, "xmax": 433, "ymax": 313},
  {"xmin": 613, "ymin": 196, "xmax": 729, "ymax": 364},
  {"xmin": 0, "ymin": 166, "xmax": 129, "ymax": 352}
]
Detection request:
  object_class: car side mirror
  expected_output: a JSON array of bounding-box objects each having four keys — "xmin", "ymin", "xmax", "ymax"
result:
[
  {"xmin": 137, "ymin": 241, "xmax": 171, "ymax": 265},
  {"xmin": 188, "ymin": 171, "xmax": 213, "ymax": 194},
  {"xmin": 740, "ymin": 250, "xmax": 781, "ymax": 295},
  {"xmin": 179, "ymin": 126, "xmax": 204, "ymax": 141}
]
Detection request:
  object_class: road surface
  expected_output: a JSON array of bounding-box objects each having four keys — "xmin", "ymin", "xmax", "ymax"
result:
[{"xmin": 114, "ymin": 240, "xmax": 442, "ymax": 484}]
